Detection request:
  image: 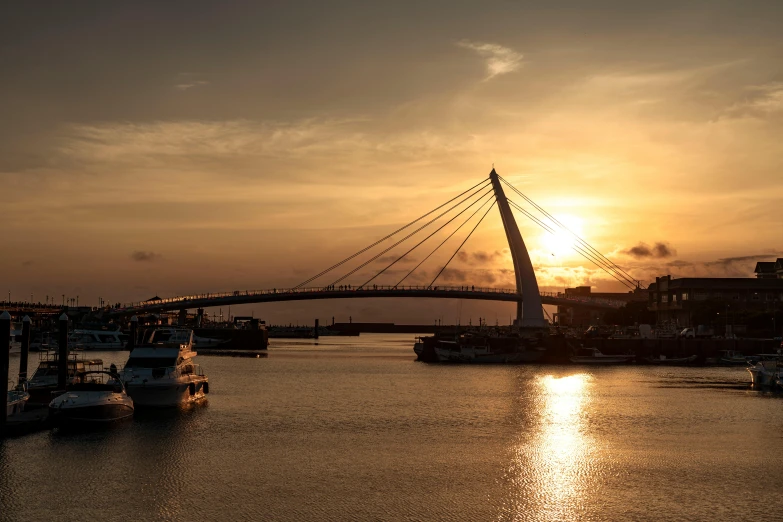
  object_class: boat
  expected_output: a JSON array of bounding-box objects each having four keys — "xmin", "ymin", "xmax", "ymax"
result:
[
  {"xmin": 433, "ymin": 331, "xmax": 547, "ymax": 364},
  {"xmin": 121, "ymin": 328, "xmax": 209, "ymax": 407},
  {"xmin": 69, "ymin": 329, "xmax": 128, "ymax": 350},
  {"xmin": 6, "ymin": 383, "xmax": 30, "ymax": 417},
  {"xmin": 706, "ymin": 349, "xmax": 749, "ymax": 366},
  {"xmin": 413, "ymin": 338, "xmax": 425, "ymax": 357},
  {"xmin": 643, "ymin": 354, "xmax": 698, "ymax": 365},
  {"xmin": 49, "ymin": 370, "xmax": 134, "ymax": 426},
  {"xmin": 26, "ymin": 350, "xmax": 104, "ymax": 405},
  {"xmin": 570, "ymin": 347, "xmax": 635, "ymax": 364},
  {"xmin": 747, "ymin": 354, "xmax": 783, "ymax": 387}
]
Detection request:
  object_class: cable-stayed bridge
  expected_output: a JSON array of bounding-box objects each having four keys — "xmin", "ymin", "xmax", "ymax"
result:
[{"xmin": 114, "ymin": 169, "xmax": 639, "ymax": 321}]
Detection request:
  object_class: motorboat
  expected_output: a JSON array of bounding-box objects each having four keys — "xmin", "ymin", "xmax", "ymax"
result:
[
  {"xmin": 707, "ymin": 350, "xmax": 749, "ymax": 366},
  {"xmin": 433, "ymin": 331, "xmax": 547, "ymax": 364},
  {"xmin": 26, "ymin": 350, "xmax": 104, "ymax": 405},
  {"xmin": 6, "ymin": 384, "xmax": 30, "ymax": 417},
  {"xmin": 570, "ymin": 347, "xmax": 635, "ymax": 364},
  {"xmin": 747, "ymin": 354, "xmax": 783, "ymax": 387},
  {"xmin": 121, "ymin": 328, "xmax": 209, "ymax": 407},
  {"xmin": 643, "ymin": 354, "xmax": 698, "ymax": 365},
  {"xmin": 413, "ymin": 338, "xmax": 425, "ymax": 357},
  {"xmin": 49, "ymin": 370, "xmax": 134, "ymax": 426},
  {"xmin": 69, "ymin": 329, "xmax": 128, "ymax": 350}
]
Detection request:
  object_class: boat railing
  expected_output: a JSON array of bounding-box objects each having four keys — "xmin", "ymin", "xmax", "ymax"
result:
[{"xmin": 123, "ymin": 363, "xmax": 206, "ymax": 381}]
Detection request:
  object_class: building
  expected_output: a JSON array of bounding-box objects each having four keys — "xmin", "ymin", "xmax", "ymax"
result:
[
  {"xmin": 754, "ymin": 258, "xmax": 783, "ymax": 279},
  {"xmin": 648, "ymin": 275, "xmax": 783, "ymax": 328},
  {"xmin": 555, "ymin": 286, "xmax": 647, "ymax": 326}
]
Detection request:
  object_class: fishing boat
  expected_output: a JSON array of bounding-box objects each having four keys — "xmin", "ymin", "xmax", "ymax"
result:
[
  {"xmin": 570, "ymin": 347, "xmax": 635, "ymax": 364},
  {"xmin": 49, "ymin": 370, "xmax": 134, "ymax": 427},
  {"xmin": 706, "ymin": 349, "xmax": 749, "ymax": 366},
  {"xmin": 643, "ymin": 354, "xmax": 698, "ymax": 365},
  {"xmin": 6, "ymin": 383, "xmax": 30, "ymax": 417},
  {"xmin": 747, "ymin": 354, "xmax": 783, "ymax": 387},
  {"xmin": 121, "ymin": 328, "xmax": 209, "ymax": 407},
  {"xmin": 26, "ymin": 350, "xmax": 103, "ymax": 405},
  {"xmin": 433, "ymin": 331, "xmax": 547, "ymax": 364}
]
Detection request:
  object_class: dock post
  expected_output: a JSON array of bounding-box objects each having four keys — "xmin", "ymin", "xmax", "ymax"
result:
[
  {"xmin": 19, "ymin": 315, "xmax": 31, "ymax": 384},
  {"xmin": 178, "ymin": 309, "xmax": 187, "ymax": 326},
  {"xmin": 129, "ymin": 316, "xmax": 138, "ymax": 350},
  {"xmin": 57, "ymin": 313, "xmax": 69, "ymax": 391},
  {"xmin": 1, "ymin": 311, "xmax": 11, "ymax": 432},
  {"xmin": 197, "ymin": 308, "xmax": 204, "ymax": 328},
  {"xmin": 314, "ymin": 318, "xmax": 319, "ymax": 339}
]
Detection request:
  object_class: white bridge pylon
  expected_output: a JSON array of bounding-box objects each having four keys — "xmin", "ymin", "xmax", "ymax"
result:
[{"xmin": 489, "ymin": 169, "xmax": 547, "ymax": 328}]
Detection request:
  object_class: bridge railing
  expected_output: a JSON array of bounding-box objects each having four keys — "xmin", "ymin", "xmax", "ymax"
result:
[{"xmin": 117, "ymin": 285, "xmax": 627, "ymax": 311}]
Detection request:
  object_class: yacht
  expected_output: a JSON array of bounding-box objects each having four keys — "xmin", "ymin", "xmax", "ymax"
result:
[
  {"xmin": 26, "ymin": 350, "xmax": 104, "ymax": 405},
  {"xmin": 6, "ymin": 384, "xmax": 30, "ymax": 417},
  {"xmin": 747, "ymin": 354, "xmax": 783, "ymax": 387},
  {"xmin": 570, "ymin": 347, "xmax": 635, "ymax": 364},
  {"xmin": 49, "ymin": 370, "xmax": 134, "ymax": 427},
  {"xmin": 69, "ymin": 329, "xmax": 128, "ymax": 350},
  {"xmin": 122, "ymin": 328, "xmax": 209, "ymax": 407}
]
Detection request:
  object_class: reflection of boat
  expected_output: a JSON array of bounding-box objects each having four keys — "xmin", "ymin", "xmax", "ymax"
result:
[
  {"xmin": 570, "ymin": 347, "xmax": 634, "ymax": 364},
  {"xmin": 27, "ymin": 350, "xmax": 104, "ymax": 405},
  {"xmin": 434, "ymin": 331, "xmax": 547, "ymax": 364},
  {"xmin": 6, "ymin": 384, "xmax": 30, "ymax": 417},
  {"xmin": 49, "ymin": 370, "xmax": 134, "ymax": 426},
  {"xmin": 747, "ymin": 354, "xmax": 783, "ymax": 387},
  {"xmin": 122, "ymin": 328, "xmax": 209, "ymax": 407},
  {"xmin": 643, "ymin": 354, "xmax": 697, "ymax": 365}
]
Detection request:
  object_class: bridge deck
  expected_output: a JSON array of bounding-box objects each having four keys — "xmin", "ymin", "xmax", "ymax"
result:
[{"xmin": 114, "ymin": 285, "xmax": 625, "ymax": 315}]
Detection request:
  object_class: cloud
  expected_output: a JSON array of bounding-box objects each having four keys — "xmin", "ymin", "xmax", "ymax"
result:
[
  {"xmin": 724, "ymin": 82, "xmax": 783, "ymax": 117},
  {"xmin": 374, "ymin": 255, "xmax": 417, "ymax": 264},
  {"xmin": 456, "ymin": 250, "xmax": 505, "ymax": 265},
  {"xmin": 130, "ymin": 251, "xmax": 162, "ymax": 262},
  {"xmin": 622, "ymin": 241, "xmax": 676, "ymax": 259},
  {"xmin": 175, "ymin": 80, "xmax": 209, "ymax": 91},
  {"xmin": 457, "ymin": 41, "xmax": 523, "ymax": 80}
]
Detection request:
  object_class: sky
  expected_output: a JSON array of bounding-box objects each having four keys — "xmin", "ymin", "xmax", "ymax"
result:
[{"xmin": 2, "ymin": 1, "xmax": 782, "ymax": 323}]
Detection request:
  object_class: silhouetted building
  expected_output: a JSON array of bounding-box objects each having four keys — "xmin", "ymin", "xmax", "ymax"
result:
[
  {"xmin": 555, "ymin": 286, "xmax": 647, "ymax": 326},
  {"xmin": 648, "ymin": 275, "xmax": 783, "ymax": 328},
  {"xmin": 754, "ymin": 258, "xmax": 783, "ymax": 279}
]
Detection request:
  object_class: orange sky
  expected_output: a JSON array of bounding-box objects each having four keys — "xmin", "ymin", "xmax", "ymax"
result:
[{"xmin": 2, "ymin": 1, "xmax": 782, "ymax": 323}]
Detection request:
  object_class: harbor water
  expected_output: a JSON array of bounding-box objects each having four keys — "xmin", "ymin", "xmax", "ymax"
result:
[{"xmin": 2, "ymin": 333, "xmax": 783, "ymax": 521}]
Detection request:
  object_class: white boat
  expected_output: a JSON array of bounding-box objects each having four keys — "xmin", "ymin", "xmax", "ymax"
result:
[
  {"xmin": 747, "ymin": 354, "xmax": 783, "ymax": 387},
  {"xmin": 69, "ymin": 329, "xmax": 128, "ymax": 350},
  {"xmin": 6, "ymin": 384, "xmax": 30, "ymax": 417},
  {"xmin": 643, "ymin": 354, "xmax": 698, "ymax": 365},
  {"xmin": 27, "ymin": 350, "xmax": 104, "ymax": 405},
  {"xmin": 570, "ymin": 347, "xmax": 635, "ymax": 364},
  {"xmin": 121, "ymin": 328, "xmax": 209, "ymax": 407},
  {"xmin": 49, "ymin": 370, "xmax": 134, "ymax": 427},
  {"xmin": 433, "ymin": 333, "xmax": 546, "ymax": 364}
]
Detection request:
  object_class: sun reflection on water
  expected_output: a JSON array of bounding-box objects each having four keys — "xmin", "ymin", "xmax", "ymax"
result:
[{"xmin": 504, "ymin": 373, "xmax": 595, "ymax": 522}]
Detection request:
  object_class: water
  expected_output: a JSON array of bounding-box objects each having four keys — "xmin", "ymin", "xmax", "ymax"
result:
[{"xmin": 2, "ymin": 334, "xmax": 782, "ymax": 521}]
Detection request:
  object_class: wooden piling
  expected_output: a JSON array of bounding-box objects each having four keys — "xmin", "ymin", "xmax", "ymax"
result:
[
  {"xmin": 0, "ymin": 311, "xmax": 11, "ymax": 432},
  {"xmin": 129, "ymin": 316, "xmax": 138, "ymax": 350},
  {"xmin": 19, "ymin": 315, "xmax": 31, "ymax": 383},
  {"xmin": 314, "ymin": 318, "xmax": 319, "ymax": 339},
  {"xmin": 57, "ymin": 313, "xmax": 69, "ymax": 390}
]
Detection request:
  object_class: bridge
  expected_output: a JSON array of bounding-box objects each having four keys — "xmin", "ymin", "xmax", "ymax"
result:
[{"xmin": 113, "ymin": 169, "xmax": 640, "ymax": 322}]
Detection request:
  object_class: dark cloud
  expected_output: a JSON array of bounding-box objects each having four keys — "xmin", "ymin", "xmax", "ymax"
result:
[
  {"xmin": 623, "ymin": 242, "xmax": 676, "ymax": 259},
  {"xmin": 456, "ymin": 250, "xmax": 504, "ymax": 266},
  {"xmin": 705, "ymin": 253, "xmax": 781, "ymax": 266},
  {"xmin": 130, "ymin": 251, "xmax": 162, "ymax": 262}
]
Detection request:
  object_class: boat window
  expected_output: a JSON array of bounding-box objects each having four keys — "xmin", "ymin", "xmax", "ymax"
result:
[
  {"xmin": 125, "ymin": 356, "xmax": 177, "ymax": 369},
  {"xmin": 99, "ymin": 334, "xmax": 118, "ymax": 343}
]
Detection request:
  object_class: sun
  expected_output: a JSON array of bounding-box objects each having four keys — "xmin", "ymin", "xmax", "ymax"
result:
[{"xmin": 540, "ymin": 214, "xmax": 585, "ymax": 259}]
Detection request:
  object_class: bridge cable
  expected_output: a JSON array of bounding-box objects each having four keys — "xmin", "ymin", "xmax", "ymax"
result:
[
  {"xmin": 394, "ymin": 192, "xmax": 497, "ymax": 288},
  {"xmin": 360, "ymin": 187, "xmax": 496, "ymax": 289},
  {"xmin": 506, "ymin": 197, "xmax": 635, "ymax": 290},
  {"xmin": 505, "ymin": 197, "xmax": 636, "ymax": 291},
  {"xmin": 293, "ymin": 178, "xmax": 490, "ymax": 289},
  {"xmin": 429, "ymin": 200, "xmax": 497, "ymax": 287},
  {"xmin": 328, "ymin": 181, "xmax": 492, "ymax": 287},
  {"xmin": 499, "ymin": 175, "xmax": 640, "ymax": 287}
]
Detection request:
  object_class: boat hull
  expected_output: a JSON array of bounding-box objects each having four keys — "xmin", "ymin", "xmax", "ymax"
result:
[
  {"xmin": 570, "ymin": 356, "xmax": 634, "ymax": 364},
  {"xmin": 125, "ymin": 379, "xmax": 208, "ymax": 407},
  {"xmin": 49, "ymin": 403, "xmax": 134, "ymax": 425}
]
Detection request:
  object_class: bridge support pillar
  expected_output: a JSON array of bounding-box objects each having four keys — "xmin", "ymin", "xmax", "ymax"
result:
[
  {"xmin": 178, "ymin": 309, "xmax": 188, "ymax": 326},
  {"xmin": 196, "ymin": 308, "xmax": 204, "ymax": 328},
  {"xmin": 489, "ymin": 169, "xmax": 547, "ymax": 328}
]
